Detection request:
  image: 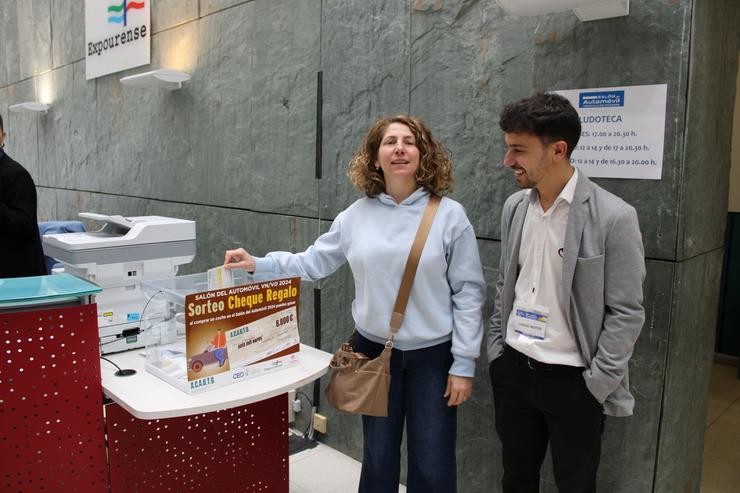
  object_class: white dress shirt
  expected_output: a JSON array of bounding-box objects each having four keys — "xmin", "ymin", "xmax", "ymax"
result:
[{"xmin": 506, "ymin": 169, "xmax": 584, "ymax": 367}]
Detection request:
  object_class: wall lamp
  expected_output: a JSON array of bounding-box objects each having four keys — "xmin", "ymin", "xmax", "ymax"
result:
[
  {"xmin": 119, "ymin": 68, "xmax": 191, "ymax": 90},
  {"xmin": 9, "ymin": 102, "xmax": 50, "ymax": 114},
  {"xmin": 497, "ymin": 0, "xmax": 629, "ymax": 21}
]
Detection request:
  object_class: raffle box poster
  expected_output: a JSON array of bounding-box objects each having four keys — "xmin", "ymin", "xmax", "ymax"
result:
[{"xmin": 183, "ymin": 277, "xmax": 301, "ymax": 393}]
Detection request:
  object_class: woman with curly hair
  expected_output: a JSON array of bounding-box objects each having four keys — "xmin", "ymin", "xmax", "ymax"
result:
[{"xmin": 225, "ymin": 115, "xmax": 485, "ymax": 492}]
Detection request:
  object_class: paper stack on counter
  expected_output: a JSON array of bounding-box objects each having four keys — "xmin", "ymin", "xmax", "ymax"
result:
[{"xmin": 207, "ymin": 265, "xmax": 234, "ymax": 290}]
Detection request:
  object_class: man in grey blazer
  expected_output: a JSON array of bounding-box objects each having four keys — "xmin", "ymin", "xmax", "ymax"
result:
[{"xmin": 487, "ymin": 92, "xmax": 645, "ymax": 492}]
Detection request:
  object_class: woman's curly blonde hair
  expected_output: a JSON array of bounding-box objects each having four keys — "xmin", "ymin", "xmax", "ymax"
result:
[{"xmin": 347, "ymin": 115, "xmax": 454, "ymax": 197}]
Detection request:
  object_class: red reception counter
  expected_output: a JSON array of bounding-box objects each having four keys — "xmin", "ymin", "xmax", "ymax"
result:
[{"xmin": 0, "ymin": 274, "xmax": 331, "ymax": 492}]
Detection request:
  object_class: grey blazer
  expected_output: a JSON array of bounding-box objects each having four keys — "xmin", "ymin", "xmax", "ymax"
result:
[{"xmin": 487, "ymin": 172, "xmax": 646, "ymax": 417}]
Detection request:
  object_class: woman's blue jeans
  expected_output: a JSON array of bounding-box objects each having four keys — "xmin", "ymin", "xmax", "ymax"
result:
[{"xmin": 354, "ymin": 332, "xmax": 457, "ymax": 493}]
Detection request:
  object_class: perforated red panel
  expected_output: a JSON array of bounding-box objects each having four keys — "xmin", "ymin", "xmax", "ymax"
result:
[
  {"xmin": 0, "ymin": 304, "xmax": 109, "ymax": 493},
  {"xmin": 106, "ymin": 394, "xmax": 288, "ymax": 492}
]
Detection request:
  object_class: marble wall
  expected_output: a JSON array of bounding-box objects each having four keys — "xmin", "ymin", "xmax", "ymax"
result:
[{"xmin": 1, "ymin": 0, "xmax": 738, "ymax": 491}]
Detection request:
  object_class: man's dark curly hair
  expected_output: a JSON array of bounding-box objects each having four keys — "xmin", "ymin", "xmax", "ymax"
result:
[{"xmin": 499, "ymin": 92, "xmax": 581, "ymax": 158}]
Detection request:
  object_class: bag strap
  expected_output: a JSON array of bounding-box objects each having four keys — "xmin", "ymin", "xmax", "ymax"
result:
[{"xmin": 388, "ymin": 194, "xmax": 442, "ymax": 340}]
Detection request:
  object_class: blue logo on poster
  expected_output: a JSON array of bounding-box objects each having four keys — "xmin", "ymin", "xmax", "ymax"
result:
[{"xmin": 579, "ymin": 90, "xmax": 624, "ymax": 108}]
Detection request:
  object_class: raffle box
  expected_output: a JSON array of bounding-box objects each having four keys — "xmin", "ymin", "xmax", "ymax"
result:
[{"xmin": 141, "ymin": 271, "xmax": 301, "ymax": 393}]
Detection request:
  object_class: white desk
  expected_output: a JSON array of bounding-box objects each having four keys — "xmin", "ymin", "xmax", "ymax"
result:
[{"xmin": 101, "ymin": 344, "xmax": 332, "ymax": 419}]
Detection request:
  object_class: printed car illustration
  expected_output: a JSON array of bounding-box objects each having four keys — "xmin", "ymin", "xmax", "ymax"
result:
[{"xmin": 189, "ymin": 344, "xmax": 228, "ymax": 372}]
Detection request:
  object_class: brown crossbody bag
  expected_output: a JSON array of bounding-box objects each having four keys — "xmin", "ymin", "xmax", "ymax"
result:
[{"xmin": 324, "ymin": 195, "xmax": 441, "ymax": 417}]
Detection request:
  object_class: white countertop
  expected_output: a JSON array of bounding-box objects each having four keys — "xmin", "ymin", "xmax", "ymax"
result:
[{"xmin": 101, "ymin": 344, "xmax": 332, "ymax": 419}]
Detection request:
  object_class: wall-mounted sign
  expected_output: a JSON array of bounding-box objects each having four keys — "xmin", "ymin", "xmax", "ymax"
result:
[
  {"xmin": 555, "ymin": 84, "xmax": 668, "ymax": 180},
  {"xmin": 85, "ymin": 0, "xmax": 151, "ymax": 80}
]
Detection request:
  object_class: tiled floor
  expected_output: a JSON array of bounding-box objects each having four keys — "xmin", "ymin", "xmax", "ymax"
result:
[
  {"xmin": 289, "ymin": 439, "xmax": 407, "ymax": 493},
  {"xmin": 701, "ymin": 361, "xmax": 740, "ymax": 493},
  {"xmin": 289, "ymin": 361, "xmax": 740, "ymax": 492}
]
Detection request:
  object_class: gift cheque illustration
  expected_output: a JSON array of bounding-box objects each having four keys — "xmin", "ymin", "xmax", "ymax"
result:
[{"xmin": 183, "ymin": 277, "xmax": 301, "ymax": 391}]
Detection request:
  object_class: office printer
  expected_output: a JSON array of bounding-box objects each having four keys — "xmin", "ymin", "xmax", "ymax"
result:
[{"xmin": 42, "ymin": 213, "xmax": 196, "ymax": 354}]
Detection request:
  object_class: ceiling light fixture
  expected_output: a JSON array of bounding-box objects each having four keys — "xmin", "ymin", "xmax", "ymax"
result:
[
  {"xmin": 9, "ymin": 102, "xmax": 50, "ymax": 114},
  {"xmin": 120, "ymin": 68, "xmax": 191, "ymax": 90},
  {"xmin": 496, "ymin": 0, "xmax": 629, "ymax": 21}
]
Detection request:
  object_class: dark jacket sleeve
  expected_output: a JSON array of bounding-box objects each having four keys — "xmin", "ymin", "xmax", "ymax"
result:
[
  {"xmin": 0, "ymin": 155, "xmax": 47, "ymax": 278},
  {"xmin": 0, "ymin": 160, "xmax": 40, "ymax": 237}
]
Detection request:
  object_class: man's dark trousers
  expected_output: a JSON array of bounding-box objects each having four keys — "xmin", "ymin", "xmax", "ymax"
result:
[{"xmin": 490, "ymin": 346, "xmax": 605, "ymax": 493}]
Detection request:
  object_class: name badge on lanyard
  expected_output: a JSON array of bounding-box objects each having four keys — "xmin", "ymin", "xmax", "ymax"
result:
[{"xmin": 513, "ymin": 300, "xmax": 549, "ymax": 340}]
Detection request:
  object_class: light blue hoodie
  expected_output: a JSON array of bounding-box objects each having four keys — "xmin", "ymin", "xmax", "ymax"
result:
[{"xmin": 252, "ymin": 188, "xmax": 486, "ymax": 377}]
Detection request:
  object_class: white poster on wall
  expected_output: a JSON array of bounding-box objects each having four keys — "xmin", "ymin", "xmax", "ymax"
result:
[
  {"xmin": 85, "ymin": 0, "xmax": 151, "ymax": 80},
  {"xmin": 555, "ymin": 84, "xmax": 667, "ymax": 180}
]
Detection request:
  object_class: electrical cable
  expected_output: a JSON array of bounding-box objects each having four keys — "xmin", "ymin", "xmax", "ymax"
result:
[
  {"xmin": 296, "ymin": 390, "xmax": 316, "ymax": 440},
  {"xmin": 99, "ymin": 355, "xmax": 136, "ymax": 377},
  {"xmin": 98, "ymin": 290, "xmax": 165, "ymax": 376},
  {"xmin": 306, "ymin": 406, "xmax": 317, "ymax": 441},
  {"xmin": 98, "ymin": 290, "xmax": 164, "ymax": 349},
  {"xmin": 287, "ymin": 390, "xmax": 321, "ymax": 455},
  {"xmin": 287, "ymin": 390, "xmax": 317, "ymax": 443}
]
